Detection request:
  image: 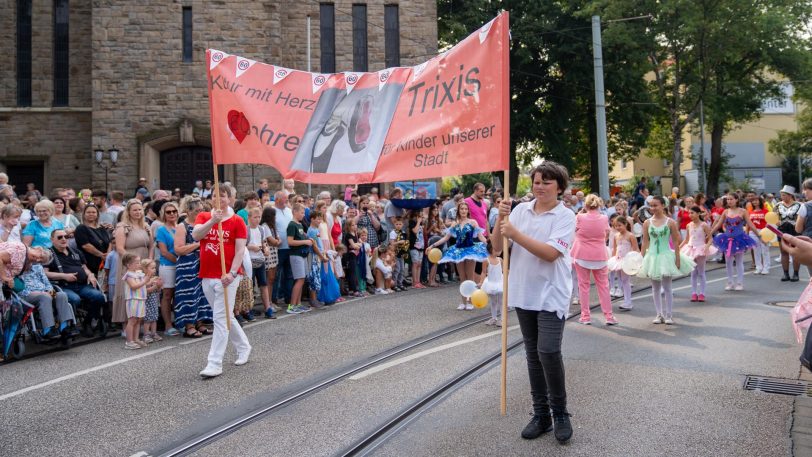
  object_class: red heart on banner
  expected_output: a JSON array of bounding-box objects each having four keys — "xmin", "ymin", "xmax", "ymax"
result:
[{"xmin": 227, "ymin": 110, "xmax": 250, "ymax": 143}]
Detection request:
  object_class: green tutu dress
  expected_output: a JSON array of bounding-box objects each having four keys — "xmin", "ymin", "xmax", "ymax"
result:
[{"xmin": 638, "ymin": 221, "xmax": 695, "ymax": 280}]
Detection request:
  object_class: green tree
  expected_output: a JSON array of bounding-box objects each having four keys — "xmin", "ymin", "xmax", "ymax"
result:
[
  {"xmin": 770, "ymin": 105, "xmax": 812, "ymax": 186},
  {"xmin": 438, "ymin": 0, "xmax": 653, "ymax": 194}
]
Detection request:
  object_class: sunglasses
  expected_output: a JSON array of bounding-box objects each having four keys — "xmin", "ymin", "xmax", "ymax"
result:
[
  {"xmin": 165, "ymin": 210, "xmax": 178, "ymax": 215},
  {"xmin": 55, "ymin": 235, "xmax": 66, "ymax": 240}
]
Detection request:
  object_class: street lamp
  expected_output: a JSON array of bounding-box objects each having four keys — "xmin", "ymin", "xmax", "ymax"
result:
[{"xmin": 94, "ymin": 145, "xmax": 119, "ymax": 194}]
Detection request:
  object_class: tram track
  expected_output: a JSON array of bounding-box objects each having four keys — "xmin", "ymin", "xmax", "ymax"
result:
[
  {"xmin": 139, "ymin": 261, "xmax": 731, "ymax": 457},
  {"xmin": 152, "ymin": 314, "xmax": 492, "ymax": 457}
]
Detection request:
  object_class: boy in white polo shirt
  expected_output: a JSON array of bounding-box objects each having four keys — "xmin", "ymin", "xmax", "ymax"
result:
[{"xmin": 492, "ymin": 161, "xmax": 575, "ymax": 444}]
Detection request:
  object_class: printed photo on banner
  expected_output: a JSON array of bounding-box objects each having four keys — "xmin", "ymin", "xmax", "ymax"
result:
[{"xmin": 291, "ymin": 83, "xmax": 404, "ymax": 174}]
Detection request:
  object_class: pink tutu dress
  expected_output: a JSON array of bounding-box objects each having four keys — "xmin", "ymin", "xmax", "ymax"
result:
[
  {"xmin": 680, "ymin": 224, "xmax": 718, "ymax": 259},
  {"xmin": 607, "ymin": 237, "xmax": 632, "ymax": 272}
]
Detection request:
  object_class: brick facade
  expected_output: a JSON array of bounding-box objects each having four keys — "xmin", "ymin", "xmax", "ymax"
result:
[{"xmin": 0, "ymin": 0, "xmax": 437, "ymax": 196}]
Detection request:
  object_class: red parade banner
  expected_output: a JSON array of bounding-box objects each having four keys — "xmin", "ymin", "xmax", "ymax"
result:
[{"xmin": 207, "ymin": 12, "xmax": 509, "ymax": 184}]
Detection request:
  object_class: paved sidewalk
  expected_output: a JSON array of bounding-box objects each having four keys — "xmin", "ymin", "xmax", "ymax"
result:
[{"xmin": 794, "ymin": 366, "xmax": 812, "ymax": 456}]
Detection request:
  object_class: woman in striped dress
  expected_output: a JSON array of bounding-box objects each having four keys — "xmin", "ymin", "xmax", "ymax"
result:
[{"xmin": 172, "ymin": 197, "xmax": 211, "ymax": 338}]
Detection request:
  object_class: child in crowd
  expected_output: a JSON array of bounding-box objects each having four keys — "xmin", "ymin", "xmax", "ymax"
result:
[
  {"xmin": 358, "ymin": 228, "xmax": 373, "ymax": 295},
  {"xmin": 389, "ymin": 217, "xmax": 410, "ymax": 291},
  {"xmin": 680, "ymin": 207, "xmax": 717, "ymax": 302},
  {"xmin": 104, "ymin": 238, "xmax": 118, "ymax": 327},
  {"xmin": 121, "ymin": 253, "xmax": 150, "ymax": 350},
  {"xmin": 607, "ymin": 214, "xmax": 621, "ymax": 298},
  {"xmin": 287, "ymin": 203, "xmax": 313, "ymax": 314},
  {"xmin": 639, "ymin": 196, "xmax": 695, "ymax": 324},
  {"xmin": 408, "ymin": 211, "xmax": 426, "ymax": 289},
  {"xmin": 247, "ymin": 207, "xmax": 272, "ymax": 318},
  {"xmin": 478, "ymin": 240, "xmax": 504, "ymax": 326},
  {"xmin": 332, "ymin": 244, "xmax": 347, "ymax": 301},
  {"xmin": 710, "ymin": 193, "xmax": 759, "ymax": 291},
  {"xmin": 748, "ymin": 196, "xmax": 771, "ymax": 275},
  {"xmin": 374, "ymin": 245, "xmax": 394, "ymax": 294},
  {"xmin": 607, "ymin": 216, "xmax": 639, "ymax": 310},
  {"xmin": 141, "ymin": 258, "xmax": 163, "ymax": 343},
  {"xmin": 342, "ymin": 218, "xmax": 362, "ymax": 297},
  {"xmin": 307, "ymin": 210, "xmax": 328, "ymax": 307}
]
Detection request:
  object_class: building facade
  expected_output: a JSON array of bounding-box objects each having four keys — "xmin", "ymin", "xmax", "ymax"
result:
[
  {"xmin": 611, "ymin": 84, "xmax": 800, "ymax": 196},
  {"xmin": 0, "ymin": 1, "xmax": 437, "ymax": 196}
]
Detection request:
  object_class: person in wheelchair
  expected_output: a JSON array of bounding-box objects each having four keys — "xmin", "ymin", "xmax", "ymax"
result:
[
  {"xmin": 19, "ymin": 262, "xmax": 79, "ymax": 339},
  {"xmin": 44, "ymin": 229, "xmax": 105, "ymax": 337}
]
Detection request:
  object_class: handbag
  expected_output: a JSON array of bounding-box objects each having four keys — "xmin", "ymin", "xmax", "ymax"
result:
[{"xmin": 247, "ymin": 227, "xmax": 265, "ymax": 269}]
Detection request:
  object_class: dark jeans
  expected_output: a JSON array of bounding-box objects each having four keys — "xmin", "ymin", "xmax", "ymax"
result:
[
  {"xmin": 274, "ymin": 248, "xmax": 293, "ymax": 303},
  {"xmin": 62, "ymin": 283, "xmax": 104, "ymax": 320},
  {"xmin": 515, "ymin": 308, "xmax": 567, "ymax": 415}
]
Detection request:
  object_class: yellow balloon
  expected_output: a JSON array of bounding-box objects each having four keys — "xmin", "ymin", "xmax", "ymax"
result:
[
  {"xmin": 428, "ymin": 248, "xmax": 443, "ymax": 264},
  {"xmin": 471, "ymin": 289, "xmax": 489, "ymax": 309},
  {"xmin": 760, "ymin": 228, "xmax": 776, "ymax": 243},
  {"xmin": 765, "ymin": 212, "xmax": 779, "ymax": 225}
]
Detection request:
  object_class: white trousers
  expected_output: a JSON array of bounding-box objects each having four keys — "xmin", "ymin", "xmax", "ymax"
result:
[{"xmin": 202, "ymin": 277, "xmax": 251, "ymax": 370}]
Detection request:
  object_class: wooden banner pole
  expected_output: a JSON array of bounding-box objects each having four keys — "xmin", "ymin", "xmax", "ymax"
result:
[
  {"xmin": 500, "ymin": 167, "xmax": 511, "ymax": 416},
  {"xmin": 212, "ymin": 167, "xmax": 231, "ymax": 332}
]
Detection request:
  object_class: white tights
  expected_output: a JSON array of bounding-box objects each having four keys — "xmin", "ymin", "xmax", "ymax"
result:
[
  {"xmin": 691, "ymin": 256, "xmax": 707, "ymax": 295},
  {"xmin": 725, "ymin": 252, "xmax": 744, "ymax": 285},
  {"xmin": 652, "ymin": 277, "xmax": 673, "ymax": 319}
]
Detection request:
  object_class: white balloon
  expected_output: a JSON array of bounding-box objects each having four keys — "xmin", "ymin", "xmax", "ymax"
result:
[
  {"xmin": 621, "ymin": 251, "xmax": 644, "ymax": 276},
  {"xmin": 459, "ymin": 280, "xmax": 478, "ymax": 298}
]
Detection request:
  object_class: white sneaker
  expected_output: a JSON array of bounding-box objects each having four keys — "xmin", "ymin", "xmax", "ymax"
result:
[
  {"xmin": 375, "ymin": 288, "xmax": 386, "ymax": 295},
  {"xmin": 754, "ymin": 268, "xmax": 762, "ymax": 275},
  {"xmin": 761, "ymin": 269, "xmax": 770, "ymax": 275},
  {"xmin": 734, "ymin": 284, "xmax": 743, "ymax": 291},
  {"xmin": 619, "ymin": 304, "xmax": 634, "ymax": 311},
  {"xmin": 724, "ymin": 284, "xmax": 733, "ymax": 291},
  {"xmin": 385, "ymin": 289, "xmax": 394, "ymax": 294},
  {"xmin": 465, "ymin": 304, "xmax": 474, "ymax": 310},
  {"xmin": 485, "ymin": 318, "xmax": 496, "ymax": 326},
  {"xmin": 652, "ymin": 315, "xmax": 664, "ymax": 324},
  {"xmin": 235, "ymin": 346, "xmax": 252, "ymax": 366},
  {"xmin": 200, "ymin": 366, "xmax": 223, "ymax": 378},
  {"xmin": 457, "ymin": 303, "xmax": 466, "ymax": 310},
  {"xmin": 664, "ymin": 318, "xmax": 674, "ymax": 325}
]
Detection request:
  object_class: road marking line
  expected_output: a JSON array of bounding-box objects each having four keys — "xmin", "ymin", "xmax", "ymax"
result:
[
  {"xmin": 349, "ymin": 325, "xmax": 520, "ymax": 381},
  {"xmin": 0, "ymin": 346, "xmax": 174, "ymax": 402}
]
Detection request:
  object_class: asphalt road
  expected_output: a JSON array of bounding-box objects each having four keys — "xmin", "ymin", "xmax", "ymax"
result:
[{"xmin": 0, "ymin": 259, "xmax": 804, "ymax": 457}]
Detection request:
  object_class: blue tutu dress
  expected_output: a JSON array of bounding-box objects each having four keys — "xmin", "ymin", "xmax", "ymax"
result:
[
  {"xmin": 713, "ymin": 216, "xmax": 757, "ymax": 256},
  {"xmin": 439, "ymin": 223, "xmax": 488, "ymax": 264}
]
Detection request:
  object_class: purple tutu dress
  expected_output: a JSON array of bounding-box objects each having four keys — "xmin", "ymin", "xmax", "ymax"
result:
[{"xmin": 713, "ymin": 216, "xmax": 757, "ymax": 256}]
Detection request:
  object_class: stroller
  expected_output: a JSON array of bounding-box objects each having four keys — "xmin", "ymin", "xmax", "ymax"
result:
[{"xmin": 0, "ymin": 291, "xmax": 35, "ymax": 360}]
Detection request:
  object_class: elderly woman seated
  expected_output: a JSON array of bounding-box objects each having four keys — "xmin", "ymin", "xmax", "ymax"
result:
[{"xmin": 19, "ymin": 262, "xmax": 79, "ymax": 339}]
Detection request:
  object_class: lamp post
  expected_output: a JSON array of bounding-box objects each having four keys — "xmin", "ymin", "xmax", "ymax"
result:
[{"xmin": 94, "ymin": 145, "xmax": 119, "ymax": 194}]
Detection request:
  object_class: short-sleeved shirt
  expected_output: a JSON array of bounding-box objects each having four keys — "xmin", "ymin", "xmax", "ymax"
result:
[
  {"xmin": 247, "ymin": 225, "xmax": 271, "ymax": 261},
  {"xmin": 357, "ymin": 213, "xmax": 380, "ymax": 248},
  {"xmin": 384, "ymin": 201, "xmax": 404, "ymax": 229},
  {"xmin": 23, "ymin": 218, "xmax": 64, "ymax": 248},
  {"xmin": 194, "ymin": 211, "xmax": 248, "ymax": 279},
  {"xmin": 74, "ymin": 224, "xmax": 111, "ymax": 273},
  {"xmin": 122, "ymin": 271, "xmax": 148, "ymax": 300},
  {"xmin": 408, "ymin": 220, "xmax": 425, "ymax": 250},
  {"xmin": 274, "ymin": 206, "xmax": 293, "ymax": 250},
  {"xmin": 507, "ymin": 200, "xmax": 575, "ymax": 319},
  {"xmin": 287, "ymin": 220, "xmax": 308, "ymax": 257},
  {"xmin": 307, "ymin": 226, "xmax": 324, "ymax": 252},
  {"xmin": 155, "ymin": 225, "xmax": 177, "ymax": 266},
  {"xmin": 47, "ymin": 246, "xmax": 89, "ymax": 285}
]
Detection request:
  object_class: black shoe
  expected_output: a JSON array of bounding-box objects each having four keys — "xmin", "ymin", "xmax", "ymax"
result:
[
  {"xmin": 802, "ymin": 355, "xmax": 812, "ymax": 372},
  {"xmin": 521, "ymin": 413, "xmax": 552, "ymax": 439},
  {"xmin": 792, "ymin": 275, "xmax": 800, "ymax": 282},
  {"xmin": 782, "ymin": 273, "xmax": 791, "ymax": 282},
  {"xmin": 243, "ymin": 312, "xmax": 256, "ymax": 322},
  {"xmin": 553, "ymin": 412, "xmax": 573, "ymax": 443},
  {"xmin": 80, "ymin": 322, "xmax": 94, "ymax": 338}
]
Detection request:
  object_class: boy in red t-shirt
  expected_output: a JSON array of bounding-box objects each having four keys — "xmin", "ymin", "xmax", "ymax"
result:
[{"xmin": 193, "ymin": 184, "xmax": 251, "ymax": 378}]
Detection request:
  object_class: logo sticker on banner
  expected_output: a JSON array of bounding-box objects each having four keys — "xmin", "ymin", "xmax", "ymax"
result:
[
  {"xmin": 206, "ymin": 12, "xmax": 510, "ymax": 184},
  {"xmin": 273, "ymin": 66, "xmax": 292, "ymax": 85},
  {"xmin": 344, "ymin": 72, "xmax": 363, "ymax": 94},
  {"xmin": 210, "ymin": 50, "xmax": 228, "ymax": 70},
  {"xmin": 311, "ymin": 73, "xmax": 328, "ymax": 94},
  {"xmin": 235, "ymin": 57, "xmax": 256, "ymax": 78}
]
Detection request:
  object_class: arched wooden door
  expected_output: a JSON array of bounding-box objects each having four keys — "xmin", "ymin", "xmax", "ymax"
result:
[{"xmin": 160, "ymin": 146, "xmax": 223, "ymax": 193}]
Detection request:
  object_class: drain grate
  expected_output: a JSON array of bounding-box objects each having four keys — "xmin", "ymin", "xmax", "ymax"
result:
[
  {"xmin": 767, "ymin": 301, "xmax": 797, "ymax": 308},
  {"xmin": 744, "ymin": 375, "xmax": 811, "ymax": 397}
]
